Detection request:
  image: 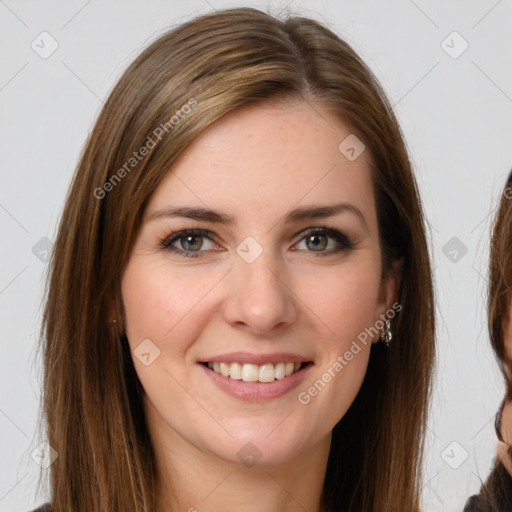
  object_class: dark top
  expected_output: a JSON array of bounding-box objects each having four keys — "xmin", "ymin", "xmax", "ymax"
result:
[
  {"xmin": 463, "ymin": 459, "xmax": 512, "ymax": 511},
  {"xmin": 30, "ymin": 504, "xmax": 51, "ymax": 512}
]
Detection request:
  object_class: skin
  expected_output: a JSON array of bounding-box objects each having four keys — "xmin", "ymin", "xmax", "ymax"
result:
[
  {"xmin": 121, "ymin": 98, "xmax": 401, "ymax": 512},
  {"xmin": 498, "ymin": 303, "xmax": 512, "ymax": 477}
]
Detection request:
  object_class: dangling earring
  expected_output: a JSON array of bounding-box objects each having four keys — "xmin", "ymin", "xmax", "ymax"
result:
[{"xmin": 380, "ymin": 318, "xmax": 392, "ymax": 347}]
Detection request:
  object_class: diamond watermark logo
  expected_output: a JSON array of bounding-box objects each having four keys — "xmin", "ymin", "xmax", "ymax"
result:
[
  {"xmin": 338, "ymin": 134, "xmax": 366, "ymax": 162},
  {"xmin": 236, "ymin": 236, "xmax": 263, "ymax": 264},
  {"xmin": 441, "ymin": 441, "xmax": 468, "ymax": 469},
  {"xmin": 31, "ymin": 441, "xmax": 58, "ymax": 469},
  {"xmin": 32, "ymin": 237, "xmax": 53, "ymax": 263},
  {"xmin": 236, "ymin": 442, "xmax": 262, "ymax": 468},
  {"xmin": 441, "ymin": 31, "xmax": 469, "ymax": 59},
  {"xmin": 442, "ymin": 236, "xmax": 468, "ymax": 263},
  {"xmin": 31, "ymin": 32, "xmax": 59, "ymax": 59},
  {"xmin": 134, "ymin": 339, "xmax": 161, "ymax": 366}
]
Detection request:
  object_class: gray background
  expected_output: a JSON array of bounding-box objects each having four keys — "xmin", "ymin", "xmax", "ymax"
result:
[{"xmin": 1, "ymin": 0, "xmax": 511, "ymax": 510}]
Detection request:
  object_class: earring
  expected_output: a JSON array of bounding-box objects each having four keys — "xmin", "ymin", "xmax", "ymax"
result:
[
  {"xmin": 380, "ymin": 319, "xmax": 392, "ymax": 347},
  {"xmin": 112, "ymin": 319, "xmax": 117, "ymax": 324},
  {"xmin": 495, "ymin": 397, "xmax": 506, "ymax": 443}
]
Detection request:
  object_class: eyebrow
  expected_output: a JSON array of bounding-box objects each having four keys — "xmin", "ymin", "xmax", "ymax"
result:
[{"xmin": 148, "ymin": 201, "xmax": 369, "ymax": 232}]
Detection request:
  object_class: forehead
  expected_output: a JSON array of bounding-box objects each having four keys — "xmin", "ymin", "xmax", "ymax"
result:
[{"xmin": 145, "ymin": 99, "xmax": 376, "ymax": 228}]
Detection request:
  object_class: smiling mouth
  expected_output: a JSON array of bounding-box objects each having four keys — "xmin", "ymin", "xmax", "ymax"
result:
[{"xmin": 201, "ymin": 361, "xmax": 311, "ymax": 383}]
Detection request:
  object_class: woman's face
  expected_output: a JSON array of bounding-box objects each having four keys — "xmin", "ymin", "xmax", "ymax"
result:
[
  {"xmin": 498, "ymin": 300, "xmax": 512, "ymax": 478},
  {"xmin": 121, "ymin": 99, "xmax": 399, "ymax": 467}
]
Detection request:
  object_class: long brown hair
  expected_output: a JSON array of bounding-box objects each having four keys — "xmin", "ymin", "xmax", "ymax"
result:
[
  {"xmin": 489, "ymin": 171, "xmax": 512, "ymax": 391},
  {"xmin": 36, "ymin": 7, "xmax": 435, "ymax": 511},
  {"xmin": 464, "ymin": 172, "xmax": 512, "ymax": 511}
]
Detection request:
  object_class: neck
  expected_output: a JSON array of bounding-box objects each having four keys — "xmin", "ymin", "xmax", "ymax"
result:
[{"xmin": 145, "ymin": 401, "xmax": 331, "ymax": 512}]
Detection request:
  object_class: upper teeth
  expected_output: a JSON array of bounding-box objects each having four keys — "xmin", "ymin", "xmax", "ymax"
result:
[{"xmin": 207, "ymin": 362, "xmax": 302, "ymax": 382}]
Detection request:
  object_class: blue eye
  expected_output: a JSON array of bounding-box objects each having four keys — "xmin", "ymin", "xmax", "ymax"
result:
[{"xmin": 160, "ymin": 226, "xmax": 354, "ymax": 259}]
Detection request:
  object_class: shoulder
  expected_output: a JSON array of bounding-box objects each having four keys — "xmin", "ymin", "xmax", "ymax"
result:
[
  {"xmin": 463, "ymin": 460, "xmax": 512, "ymax": 511},
  {"xmin": 29, "ymin": 504, "xmax": 51, "ymax": 512}
]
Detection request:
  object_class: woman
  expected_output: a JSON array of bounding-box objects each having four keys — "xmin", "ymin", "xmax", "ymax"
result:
[
  {"xmin": 32, "ymin": 7, "xmax": 435, "ymax": 511},
  {"xmin": 464, "ymin": 171, "xmax": 512, "ymax": 511}
]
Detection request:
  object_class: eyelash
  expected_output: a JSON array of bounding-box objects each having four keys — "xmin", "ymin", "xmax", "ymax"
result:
[{"xmin": 159, "ymin": 226, "xmax": 354, "ymax": 259}]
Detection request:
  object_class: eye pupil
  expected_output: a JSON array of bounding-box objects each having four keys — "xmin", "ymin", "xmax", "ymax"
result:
[
  {"xmin": 307, "ymin": 234, "xmax": 327, "ymax": 251},
  {"xmin": 182, "ymin": 235, "xmax": 202, "ymax": 251}
]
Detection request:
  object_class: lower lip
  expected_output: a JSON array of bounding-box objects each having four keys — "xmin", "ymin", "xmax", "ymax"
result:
[{"xmin": 199, "ymin": 363, "xmax": 312, "ymax": 402}]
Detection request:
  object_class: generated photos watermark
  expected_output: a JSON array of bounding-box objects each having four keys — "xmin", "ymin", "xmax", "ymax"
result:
[
  {"xmin": 93, "ymin": 98, "xmax": 197, "ymax": 200},
  {"xmin": 297, "ymin": 301, "xmax": 402, "ymax": 405}
]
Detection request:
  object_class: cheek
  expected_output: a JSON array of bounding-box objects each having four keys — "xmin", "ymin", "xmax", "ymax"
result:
[
  {"xmin": 122, "ymin": 262, "xmax": 168, "ymax": 342},
  {"xmin": 301, "ymin": 260, "xmax": 382, "ymax": 347},
  {"xmin": 121, "ymin": 259, "xmax": 211, "ymax": 355},
  {"xmin": 292, "ymin": 260, "xmax": 381, "ymax": 420},
  {"xmin": 501, "ymin": 401, "xmax": 512, "ymax": 444}
]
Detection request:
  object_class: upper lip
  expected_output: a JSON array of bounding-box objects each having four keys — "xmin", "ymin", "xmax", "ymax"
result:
[{"xmin": 199, "ymin": 352, "xmax": 312, "ymax": 365}]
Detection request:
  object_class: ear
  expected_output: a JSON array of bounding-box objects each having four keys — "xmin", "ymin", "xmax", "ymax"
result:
[
  {"xmin": 108, "ymin": 301, "xmax": 116, "ymax": 324},
  {"xmin": 108, "ymin": 296, "xmax": 121, "ymax": 326},
  {"xmin": 372, "ymin": 257, "xmax": 403, "ymax": 344}
]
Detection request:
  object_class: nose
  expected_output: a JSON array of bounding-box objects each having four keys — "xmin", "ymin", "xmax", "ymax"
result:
[{"xmin": 221, "ymin": 246, "xmax": 298, "ymax": 336}]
